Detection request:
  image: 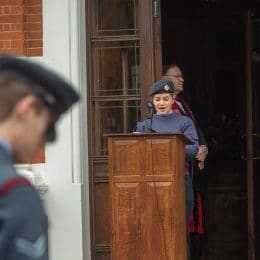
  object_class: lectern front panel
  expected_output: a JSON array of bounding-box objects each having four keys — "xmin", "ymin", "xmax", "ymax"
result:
[{"xmin": 108, "ymin": 134, "xmax": 187, "ymax": 259}]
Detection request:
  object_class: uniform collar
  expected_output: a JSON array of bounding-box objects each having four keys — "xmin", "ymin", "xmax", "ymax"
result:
[{"xmin": 0, "ymin": 138, "xmax": 13, "ymax": 157}]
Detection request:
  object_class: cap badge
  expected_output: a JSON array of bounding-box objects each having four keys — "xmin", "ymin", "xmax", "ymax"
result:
[{"xmin": 164, "ymin": 84, "xmax": 170, "ymax": 91}]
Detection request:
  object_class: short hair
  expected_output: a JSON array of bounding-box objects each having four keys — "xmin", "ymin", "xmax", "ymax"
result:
[
  {"xmin": 0, "ymin": 76, "xmax": 44, "ymax": 121},
  {"xmin": 162, "ymin": 63, "xmax": 182, "ymax": 76}
]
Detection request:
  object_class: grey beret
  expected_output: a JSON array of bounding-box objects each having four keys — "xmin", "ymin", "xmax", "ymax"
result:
[{"xmin": 148, "ymin": 79, "xmax": 174, "ymax": 96}]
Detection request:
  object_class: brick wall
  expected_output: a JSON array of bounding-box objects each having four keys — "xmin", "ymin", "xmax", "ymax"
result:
[{"xmin": 0, "ymin": 0, "xmax": 43, "ymax": 56}]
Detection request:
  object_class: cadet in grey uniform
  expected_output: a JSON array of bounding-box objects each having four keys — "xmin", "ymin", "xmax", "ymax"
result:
[
  {"xmin": 135, "ymin": 79, "xmax": 199, "ymax": 260},
  {"xmin": 135, "ymin": 79, "xmax": 199, "ymax": 222},
  {"xmin": 0, "ymin": 55, "xmax": 79, "ymax": 260}
]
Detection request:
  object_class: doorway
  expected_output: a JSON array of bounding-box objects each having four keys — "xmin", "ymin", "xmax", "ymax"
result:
[{"xmin": 161, "ymin": 0, "xmax": 260, "ymax": 259}]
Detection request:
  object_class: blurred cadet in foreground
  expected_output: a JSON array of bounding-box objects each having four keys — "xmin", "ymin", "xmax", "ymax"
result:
[{"xmin": 0, "ymin": 55, "xmax": 79, "ymax": 260}]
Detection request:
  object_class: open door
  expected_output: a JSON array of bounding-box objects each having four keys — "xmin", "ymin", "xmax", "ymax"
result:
[
  {"xmin": 157, "ymin": 1, "xmax": 260, "ymax": 259},
  {"xmin": 245, "ymin": 9, "xmax": 255, "ymax": 260},
  {"xmin": 85, "ymin": 0, "xmax": 161, "ymax": 258},
  {"xmin": 245, "ymin": 9, "xmax": 260, "ymax": 260}
]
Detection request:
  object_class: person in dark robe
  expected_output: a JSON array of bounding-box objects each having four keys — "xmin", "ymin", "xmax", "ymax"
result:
[{"xmin": 163, "ymin": 64, "xmax": 209, "ymax": 259}]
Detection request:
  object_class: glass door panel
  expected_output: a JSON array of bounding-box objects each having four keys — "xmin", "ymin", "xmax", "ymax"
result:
[
  {"xmin": 87, "ymin": 0, "xmax": 155, "ymax": 258},
  {"xmin": 93, "ymin": 100, "xmax": 141, "ymax": 156},
  {"xmin": 93, "ymin": 0, "xmax": 139, "ymax": 36},
  {"xmin": 92, "ymin": 41, "xmax": 140, "ymax": 96}
]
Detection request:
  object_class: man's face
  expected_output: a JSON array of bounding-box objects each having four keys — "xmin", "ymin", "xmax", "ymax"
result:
[
  {"xmin": 163, "ymin": 66, "xmax": 184, "ymax": 95},
  {"xmin": 152, "ymin": 93, "xmax": 175, "ymax": 116},
  {"xmin": 13, "ymin": 96, "xmax": 51, "ymax": 163}
]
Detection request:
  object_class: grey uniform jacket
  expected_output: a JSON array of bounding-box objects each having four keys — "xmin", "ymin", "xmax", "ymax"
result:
[
  {"xmin": 135, "ymin": 112, "xmax": 199, "ymax": 162},
  {"xmin": 135, "ymin": 112, "xmax": 199, "ymax": 221},
  {"xmin": 0, "ymin": 145, "xmax": 48, "ymax": 260}
]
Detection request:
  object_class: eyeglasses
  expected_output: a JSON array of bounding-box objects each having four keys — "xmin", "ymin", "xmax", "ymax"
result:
[{"xmin": 164, "ymin": 74, "xmax": 183, "ymax": 79}]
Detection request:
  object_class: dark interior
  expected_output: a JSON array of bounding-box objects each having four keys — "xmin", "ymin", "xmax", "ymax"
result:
[{"xmin": 161, "ymin": 0, "xmax": 260, "ymax": 259}]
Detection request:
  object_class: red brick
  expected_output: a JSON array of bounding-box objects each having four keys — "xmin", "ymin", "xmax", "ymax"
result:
[
  {"xmin": 3, "ymin": 6, "xmax": 10, "ymax": 14},
  {"xmin": 26, "ymin": 47, "xmax": 42, "ymax": 56},
  {"xmin": 27, "ymin": 0, "xmax": 42, "ymax": 6},
  {"xmin": 0, "ymin": 31, "xmax": 23, "ymax": 40},
  {"xmin": 1, "ymin": 0, "xmax": 43, "ymax": 57},
  {"xmin": 3, "ymin": 24, "xmax": 9, "ymax": 31},
  {"xmin": 4, "ymin": 40, "xmax": 11, "ymax": 48},
  {"xmin": 24, "ymin": 6, "xmax": 41, "ymax": 15},
  {"xmin": 13, "ymin": 48, "xmax": 24, "ymax": 55},
  {"xmin": 26, "ymin": 30, "xmax": 42, "ymax": 39},
  {"xmin": 0, "ymin": 49, "xmax": 9, "ymax": 54},
  {"xmin": 0, "ymin": 0, "xmax": 23, "ymax": 5},
  {"xmin": 11, "ymin": 39, "xmax": 23, "ymax": 48},
  {"xmin": 10, "ymin": 23, "xmax": 23, "ymax": 31},
  {"xmin": 0, "ymin": 48, "xmax": 22, "ymax": 55},
  {"xmin": 0, "ymin": 15, "xmax": 22, "ymax": 23},
  {"xmin": 25, "ymin": 14, "xmax": 41, "ymax": 23},
  {"xmin": 24, "ymin": 22, "xmax": 41, "ymax": 31},
  {"xmin": 25, "ymin": 39, "xmax": 42, "ymax": 48},
  {"xmin": 10, "ymin": 6, "xmax": 23, "ymax": 14}
]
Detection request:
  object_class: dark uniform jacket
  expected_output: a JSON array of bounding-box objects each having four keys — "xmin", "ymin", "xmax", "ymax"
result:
[
  {"xmin": 0, "ymin": 144, "xmax": 48, "ymax": 260},
  {"xmin": 174, "ymin": 97, "xmax": 207, "ymax": 146}
]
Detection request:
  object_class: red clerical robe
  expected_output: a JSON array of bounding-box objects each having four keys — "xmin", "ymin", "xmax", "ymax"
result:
[{"xmin": 172, "ymin": 99, "xmax": 204, "ymax": 234}]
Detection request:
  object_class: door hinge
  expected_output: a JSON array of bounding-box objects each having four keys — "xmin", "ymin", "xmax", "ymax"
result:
[{"xmin": 153, "ymin": 0, "xmax": 160, "ymax": 18}]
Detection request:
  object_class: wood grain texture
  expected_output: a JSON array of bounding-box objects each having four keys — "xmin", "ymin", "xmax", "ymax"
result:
[{"xmin": 108, "ymin": 133, "xmax": 187, "ymax": 260}]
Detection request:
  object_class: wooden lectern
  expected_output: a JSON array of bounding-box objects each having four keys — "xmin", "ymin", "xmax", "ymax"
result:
[{"xmin": 108, "ymin": 133, "xmax": 190, "ymax": 260}]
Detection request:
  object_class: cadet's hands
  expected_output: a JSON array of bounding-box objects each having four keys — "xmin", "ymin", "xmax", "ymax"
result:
[
  {"xmin": 196, "ymin": 145, "xmax": 208, "ymax": 170},
  {"xmin": 197, "ymin": 161, "xmax": 204, "ymax": 170}
]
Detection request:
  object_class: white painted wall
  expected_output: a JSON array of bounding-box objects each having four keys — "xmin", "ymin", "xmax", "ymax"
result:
[{"xmin": 29, "ymin": 1, "xmax": 90, "ymax": 259}]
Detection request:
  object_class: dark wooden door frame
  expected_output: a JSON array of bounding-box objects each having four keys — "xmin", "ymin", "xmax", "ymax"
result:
[
  {"xmin": 245, "ymin": 9, "xmax": 255, "ymax": 260},
  {"xmin": 139, "ymin": 0, "xmax": 162, "ymax": 119}
]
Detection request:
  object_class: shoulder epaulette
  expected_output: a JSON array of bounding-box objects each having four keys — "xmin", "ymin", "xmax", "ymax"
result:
[{"xmin": 0, "ymin": 177, "xmax": 31, "ymax": 195}]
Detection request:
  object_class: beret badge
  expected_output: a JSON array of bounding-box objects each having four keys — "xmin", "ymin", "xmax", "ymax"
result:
[{"xmin": 164, "ymin": 85, "xmax": 170, "ymax": 91}]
